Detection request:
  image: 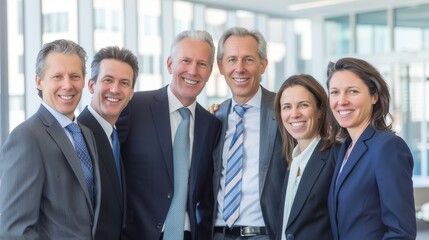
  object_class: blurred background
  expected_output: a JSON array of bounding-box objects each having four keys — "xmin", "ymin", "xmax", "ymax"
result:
[{"xmin": 1, "ymin": 0, "xmax": 429, "ymax": 237}]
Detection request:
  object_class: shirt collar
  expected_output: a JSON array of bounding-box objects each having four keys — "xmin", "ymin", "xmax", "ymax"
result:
[
  {"xmin": 167, "ymin": 84, "xmax": 196, "ymax": 118},
  {"xmin": 231, "ymin": 85, "xmax": 262, "ymax": 110},
  {"xmin": 87, "ymin": 104, "xmax": 115, "ymax": 136},
  {"xmin": 42, "ymin": 101, "xmax": 75, "ymax": 127}
]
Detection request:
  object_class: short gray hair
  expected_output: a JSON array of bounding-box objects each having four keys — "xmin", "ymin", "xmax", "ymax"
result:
[
  {"xmin": 170, "ymin": 30, "xmax": 215, "ymax": 66},
  {"xmin": 217, "ymin": 26, "xmax": 267, "ymax": 63}
]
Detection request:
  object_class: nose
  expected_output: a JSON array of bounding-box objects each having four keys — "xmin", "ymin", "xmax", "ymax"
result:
[
  {"xmin": 338, "ymin": 93, "xmax": 349, "ymax": 105},
  {"xmin": 234, "ymin": 60, "xmax": 245, "ymax": 74},
  {"xmin": 110, "ymin": 81, "xmax": 120, "ymax": 93},
  {"xmin": 187, "ymin": 63, "xmax": 198, "ymax": 76},
  {"xmin": 63, "ymin": 76, "xmax": 73, "ymax": 89},
  {"xmin": 291, "ymin": 107, "xmax": 301, "ymax": 118}
]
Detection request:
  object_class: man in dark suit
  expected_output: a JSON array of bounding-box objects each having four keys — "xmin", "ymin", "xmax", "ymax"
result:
[
  {"xmin": 116, "ymin": 30, "xmax": 221, "ymax": 240},
  {"xmin": 0, "ymin": 39, "xmax": 101, "ymax": 239},
  {"xmin": 212, "ymin": 27, "xmax": 286, "ymax": 240},
  {"xmin": 78, "ymin": 46, "xmax": 139, "ymax": 240}
]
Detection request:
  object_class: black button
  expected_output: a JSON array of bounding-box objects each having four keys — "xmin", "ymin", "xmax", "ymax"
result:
[
  {"xmin": 156, "ymin": 223, "xmax": 162, "ymax": 229},
  {"xmin": 167, "ymin": 193, "xmax": 172, "ymax": 199}
]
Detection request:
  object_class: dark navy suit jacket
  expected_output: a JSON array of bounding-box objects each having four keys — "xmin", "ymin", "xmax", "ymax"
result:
[
  {"xmin": 328, "ymin": 126, "xmax": 416, "ymax": 240},
  {"xmin": 276, "ymin": 140, "xmax": 340, "ymax": 240},
  {"xmin": 78, "ymin": 107, "xmax": 126, "ymax": 240},
  {"xmin": 116, "ymin": 86, "xmax": 221, "ymax": 240}
]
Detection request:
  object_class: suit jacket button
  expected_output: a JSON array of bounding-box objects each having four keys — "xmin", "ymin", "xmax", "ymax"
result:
[
  {"xmin": 167, "ymin": 193, "xmax": 172, "ymax": 199},
  {"xmin": 287, "ymin": 234, "xmax": 294, "ymax": 240},
  {"xmin": 156, "ymin": 223, "xmax": 162, "ymax": 229}
]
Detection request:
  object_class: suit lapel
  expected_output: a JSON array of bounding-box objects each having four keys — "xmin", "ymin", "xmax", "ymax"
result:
[
  {"xmin": 334, "ymin": 126, "xmax": 375, "ymax": 195},
  {"xmin": 38, "ymin": 106, "xmax": 94, "ymax": 212},
  {"xmin": 79, "ymin": 108, "xmax": 123, "ymax": 210},
  {"xmin": 151, "ymin": 87, "xmax": 174, "ymax": 185},
  {"xmin": 259, "ymin": 87, "xmax": 277, "ymax": 194},
  {"xmin": 287, "ymin": 141, "xmax": 327, "ymax": 228},
  {"xmin": 188, "ymin": 104, "xmax": 204, "ymax": 196}
]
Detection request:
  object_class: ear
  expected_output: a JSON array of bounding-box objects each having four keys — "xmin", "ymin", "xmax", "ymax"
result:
[
  {"xmin": 372, "ymin": 92, "xmax": 379, "ymax": 104},
  {"xmin": 35, "ymin": 76, "xmax": 42, "ymax": 90},
  {"xmin": 260, "ymin": 58, "xmax": 268, "ymax": 75},
  {"xmin": 166, "ymin": 57, "xmax": 173, "ymax": 74},
  {"xmin": 218, "ymin": 61, "xmax": 225, "ymax": 75},
  {"xmin": 88, "ymin": 79, "xmax": 95, "ymax": 94}
]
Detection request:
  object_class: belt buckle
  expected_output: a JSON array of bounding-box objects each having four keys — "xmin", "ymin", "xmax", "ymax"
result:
[{"xmin": 240, "ymin": 226, "xmax": 258, "ymax": 237}]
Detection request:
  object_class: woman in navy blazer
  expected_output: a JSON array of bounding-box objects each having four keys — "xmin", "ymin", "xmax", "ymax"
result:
[
  {"xmin": 326, "ymin": 57, "xmax": 416, "ymax": 239},
  {"xmin": 274, "ymin": 74, "xmax": 340, "ymax": 240}
]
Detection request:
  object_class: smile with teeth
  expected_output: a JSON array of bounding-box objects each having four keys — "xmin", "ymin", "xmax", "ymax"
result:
[
  {"xmin": 233, "ymin": 77, "xmax": 248, "ymax": 82},
  {"xmin": 183, "ymin": 78, "xmax": 198, "ymax": 85},
  {"xmin": 290, "ymin": 122, "xmax": 305, "ymax": 128},
  {"xmin": 59, "ymin": 95, "xmax": 73, "ymax": 100},
  {"xmin": 338, "ymin": 110, "xmax": 353, "ymax": 116},
  {"xmin": 106, "ymin": 97, "xmax": 119, "ymax": 102}
]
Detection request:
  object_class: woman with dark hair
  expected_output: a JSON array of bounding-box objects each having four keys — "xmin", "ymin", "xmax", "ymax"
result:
[
  {"xmin": 326, "ymin": 57, "xmax": 416, "ymax": 239},
  {"xmin": 274, "ymin": 74, "xmax": 340, "ymax": 240}
]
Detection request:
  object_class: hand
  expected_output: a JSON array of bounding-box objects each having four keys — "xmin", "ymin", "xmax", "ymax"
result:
[{"xmin": 208, "ymin": 103, "xmax": 219, "ymax": 115}]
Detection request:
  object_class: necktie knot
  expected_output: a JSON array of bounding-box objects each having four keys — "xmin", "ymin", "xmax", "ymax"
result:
[
  {"xmin": 234, "ymin": 105, "xmax": 247, "ymax": 118},
  {"xmin": 66, "ymin": 122, "xmax": 81, "ymax": 134},
  {"xmin": 111, "ymin": 127, "xmax": 118, "ymax": 141},
  {"xmin": 178, "ymin": 107, "xmax": 191, "ymax": 120}
]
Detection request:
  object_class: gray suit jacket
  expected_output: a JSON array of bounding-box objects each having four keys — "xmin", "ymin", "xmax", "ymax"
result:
[
  {"xmin": 0, "ymin": 105, "xmax": 101, "ymax": 240},
  {"xmin": 212, "ymin": 86, "xmax": 286, "ymax": 239}
]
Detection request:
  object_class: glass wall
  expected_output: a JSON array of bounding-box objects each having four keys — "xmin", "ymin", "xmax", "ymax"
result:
[
  {"xmin": 356, "ymin": 10, "xmax": 388, "ymax": 54},
  {"xmin": 395, "ymin": 4, "xmax": 429, "ymax": 52},
  {"xmin": 324, "ymin": 15, "xmax": 350, "ymax": 56},
  {"xmin": 137, "ymin": 0, "xmax": 162, "ymax": 91},
  {"xmin": 7, "ymin": 0, "xmax": 24, "ymax": 131},
  {"xmin": 324, "ymin": 3, "xmax": 429, "ymax": 184}
]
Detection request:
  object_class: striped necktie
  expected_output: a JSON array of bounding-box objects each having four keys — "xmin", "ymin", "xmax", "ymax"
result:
[{"xmin": 223, "ymin": 104, "xmax": 248, "ymax": 227}]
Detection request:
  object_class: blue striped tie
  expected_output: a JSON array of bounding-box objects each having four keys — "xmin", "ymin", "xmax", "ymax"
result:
[
  {"xmin": 66, "ymin": 123, "xmax": 95, "ymax": 205},
  {"xmin": 224, "ymin": 105, "xmax": 247, "ymax": 227},
  {"xmin": 164, "ymin": 107, "xmax": 191, "ymax": 239}
]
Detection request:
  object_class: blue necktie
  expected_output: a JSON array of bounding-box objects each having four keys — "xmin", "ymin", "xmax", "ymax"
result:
[
  {"xmin": 111, "ymin": 127, "xmax": 122, "ymax": 191},
  {"xmin": 224, "ymin": 105, "xmax": 247, "ymax": 227},
  {"xmin": 66, "ymin": 123, "xmax": 95, "ymax": 205},
  {"xmin": 164, "ymin": 107, "xmax": 191, "ymax": 240}
]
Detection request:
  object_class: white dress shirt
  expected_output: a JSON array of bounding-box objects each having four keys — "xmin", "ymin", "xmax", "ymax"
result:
[
  {"xmin": 281, "ymin": 136, "xmax": 320, "ymax": 240},
  {"xmin": 215, "ymin": 86, "xmax": 265, "ymax": 227}
]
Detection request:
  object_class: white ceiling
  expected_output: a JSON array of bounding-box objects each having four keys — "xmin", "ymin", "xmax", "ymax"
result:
[{"xmin": 188, "ymin": 0, "xmax": 429, "ymax": 18}]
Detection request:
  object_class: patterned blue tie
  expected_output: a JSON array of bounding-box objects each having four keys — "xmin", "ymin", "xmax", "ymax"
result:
[
  {"xmin": 111, "ymin": 127, "xmax": 122, "ymax": 191},
  {"xmin": 224, "ymin": 105, "xmax": 247, "ymax": 227},
  {"xmin": 66, "ymin": 123, "xmax": 95, "ymax": 205},
  {"xmin": 164, "ymin": 107, "xmax": 191, "ymax": 240}
]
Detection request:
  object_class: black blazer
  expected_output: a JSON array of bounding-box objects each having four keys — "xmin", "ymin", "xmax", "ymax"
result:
[
  {"xmin": 116, "ymin": 86, "xmax": 221, "ymax": 240},
  {"xmin": 276, "ymin": 140, "xmax": 340, "ymax": 240},
  {"xmin": 78, "ymin": 107, "xmax": 126, "ymax": 240}
]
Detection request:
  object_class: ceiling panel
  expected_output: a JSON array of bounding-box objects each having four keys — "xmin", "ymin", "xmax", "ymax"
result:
[{"xmin": 187, "ymin": 0, "xmax": 429, "ymax": 18}]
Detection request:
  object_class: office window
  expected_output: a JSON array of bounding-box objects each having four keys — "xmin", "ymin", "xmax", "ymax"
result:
[
  {"xmin": 137, "ymin": 0, "xmax": 162, "ymax": 91},
  {"xmin": 93, "ymin": 0, "xmax": 124, "ymax": 50},
  {"xmin": 94, "ymin": 9, "xmax": 106, "ymax": 30},
  {"xmin": 174, "ymin": 1, "xmax": 193, "ymax": 34},
  {"xmin": 7, "ymin": 0, "xmax": 25, "ymax": 132},
  {"xmin": 43, "ymin": 12, "xmax": 69, "ymax": 33},
  {"xmin": 42, "ymin": 0, "xmax": 77, "ymax": 43},
  {"xmin": 394, "ymin": 4, "xmax": 429, "ymax": 52},
  {"xmin": 204, "ymin": 8, "xmax": 229, "ymax": 104},
  {"xmin": 356, "ymin": 10, "xmax": 388, "ymax": 54},
  {"xmin": 324, "ymin": 15, "xmax": 350, "ymax": 56}
]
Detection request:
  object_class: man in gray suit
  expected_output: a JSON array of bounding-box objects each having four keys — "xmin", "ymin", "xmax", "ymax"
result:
[
  {"xmin": 0, "ymin": 39, "xmax": 101, "ymax": 239},
  {"xmin": 212, "ymin": 27, "xmax": 286, "ymax": 239}
]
